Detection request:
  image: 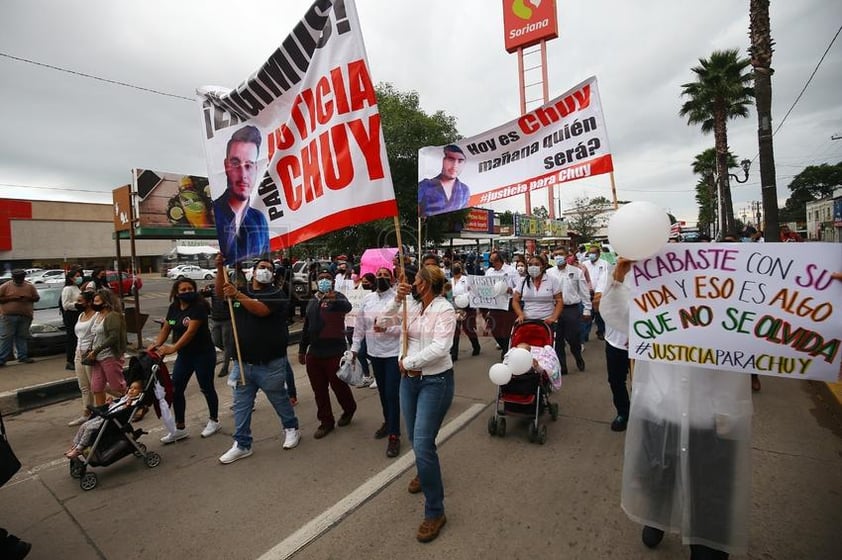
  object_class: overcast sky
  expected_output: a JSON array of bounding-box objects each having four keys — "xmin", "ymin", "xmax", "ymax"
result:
[{"xmin": 1, "ymin": 0, "xmax": 840, "ymax": 226}]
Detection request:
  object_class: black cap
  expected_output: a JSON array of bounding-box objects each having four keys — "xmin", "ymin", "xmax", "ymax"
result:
[
  {"xmin": 443, "ymin": 144, "xmax": 464, "ymax": 156},
  {"xmin": 11, "ymin": 269, "xmax": 25, "ymax": 277},
  {"xmin": 318, "ymin": 265, "xmax": 332, "ymax": 276}
]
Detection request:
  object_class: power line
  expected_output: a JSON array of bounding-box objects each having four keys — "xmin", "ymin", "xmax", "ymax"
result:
[
  {"xmin": 771, "ymin": 24, "xmax": 841, "ymax": 138},
  {"xmin": 0, "ymin": 182, "xmax": 112, "ymax": 196},
  {"xmin": 0, "ymin": 51, "xmax": 193, "ymax": 102}
]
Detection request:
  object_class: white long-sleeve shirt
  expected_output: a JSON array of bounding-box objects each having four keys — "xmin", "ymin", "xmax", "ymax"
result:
[
  {"xmin": 382, "ymin": 295, "xmax": 455, "ymax": 375},
  {"xmin": 351, "ymin": 288, "xmax": 401, "ymax": 358},
  {"xmin": 547, "ymin": 265, "xmax": 592, "ymax": 313}
]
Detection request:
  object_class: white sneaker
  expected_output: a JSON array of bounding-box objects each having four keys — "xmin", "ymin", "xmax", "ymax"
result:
[
  {"xmin": 282, "ymin": 428, "xmax": 301, "ymax": 450},
  {"xmin": 219, "ymin": 442, "xmax": 253, "ymax": 464},
  {"xmin": 67, "ymin": 415, "xmax": 89, "ymax": 427},
  {"xmin": 201, "ymin": 419, "xmax": 221, "ymax": 438},
  {"xmin": 359, "ymin": 375, "xmax": 373, "ymax": 388},
  {"xmin": 160, "ymin": 428, "xmax": 189, "ymax": 444},
  {"xmin": 369, "ymin": 379, "xmax": 378, "ymax": 389}
]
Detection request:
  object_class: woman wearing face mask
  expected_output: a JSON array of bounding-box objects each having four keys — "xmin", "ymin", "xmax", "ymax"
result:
[
  {"xmin": 148, "ymin": 278, "xmax": 219, "ymax": 443},
  {"xmin": 512, "ymin": 255, "xmax": 563, "ymax": 325},
  {"xmin": 67, "ymin": 290, "xmax": 99, "ymax": 426},
  {"xmin": 449, "ymin": 262, "xmax": 481, "ymax": 360},
  {"xmin": 350, "ymin": 267, "xmax": 402, "ymax": 457},
  {"xmin": 85, "ymin": 290, "xmax": 127, "ymax": 407},
  {"xmin": 299, "ymin": 268, "xmax": 356, "ymax": 439},
  {"xmin": 60, "ymin": 267, "xmax": 84, "ymax": 371},
  {"xmin": 381, "ymin": 264, "xmax": 456, "ymax": 542}
]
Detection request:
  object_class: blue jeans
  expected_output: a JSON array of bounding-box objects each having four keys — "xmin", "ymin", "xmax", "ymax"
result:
[
  {"xmin": 284, "ymin": 358, "xmax": 297, "ymax": 398},
  {"xmin": 171, "ymin": 349, "xmax": 218, "ymax": 425},
  {"xmin": 370, "ymin": 356, "xmax": 401, "ymax": 436},
  {"xmin": 0, "ymin": 314, "xmax": 32, "ymax": 362},
  {"xmin": 400, "ymin": 370, "xmax": 454, "ymax": 519},
  {"xmin": 230, "ymin": 356, "xmax": 299, "ymax": 450}
]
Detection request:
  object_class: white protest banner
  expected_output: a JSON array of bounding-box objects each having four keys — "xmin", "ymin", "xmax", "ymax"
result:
[
  {"xmin": 627, "ymin": 243, "xmax": 842, "ymax": 382},
  {"xmin": 417, "ymin": 75, "xmax": 612, "ymax": 217},
  {"xmin": 341, "ymin": 287, "xmax": 369, "ymax": 321},
  {"xmin": 197, "ymin": 0, "xmax": 397, "ymax": 263},
  {"xmin": 468, "ymin": 275, "xmax": 510, "ymax": 310}
]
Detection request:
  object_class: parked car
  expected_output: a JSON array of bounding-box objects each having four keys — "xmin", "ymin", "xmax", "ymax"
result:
[
  {"xmin": 26, "ymin": 269, "xmax": 66, "ymax": 285},
  {"xmin": 28, "ymin": 286, "xmax": 67, "ymax": 357},
  {"xmin": 106, "ymin": 271, "xmax": 143, "ymax": 295},
  {"xmin": 166, "ymin": 265, "xmax": 216, "ymax": 281},
  {"xmin": 290, "ymin": 260, "xmax": 330, "ymax": 302}
]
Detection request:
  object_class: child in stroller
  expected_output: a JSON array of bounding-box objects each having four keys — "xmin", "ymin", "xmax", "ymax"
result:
[
  {"xmin": 67, "ymin": 351, "xmax": 170, "ymax": 490},
  {"xmin": 65, "ymin": 380, "xmax": 143, "ymax": 459},
  {"xmin": 488, "ymin": 320, "xmax": 561, "ymax": 444}
]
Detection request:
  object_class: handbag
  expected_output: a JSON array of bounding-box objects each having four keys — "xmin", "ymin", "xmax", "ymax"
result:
[
  {"xmin": 337, "ymin": 350, "xmax": 365, "ymax": 387},
  {"xmin": 0, "ymin": 411, "xmax": 22, "ymax": 487},
  {"xmin": 80, "ymin": 348, "xmax": 97, "ymax": 366}
]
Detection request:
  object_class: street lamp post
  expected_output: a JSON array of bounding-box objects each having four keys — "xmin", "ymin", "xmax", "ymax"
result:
[{"xmin": 715, "ymin": 159, "xmax": 751, "ymax": 239}]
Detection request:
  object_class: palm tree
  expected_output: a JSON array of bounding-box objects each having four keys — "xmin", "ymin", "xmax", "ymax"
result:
[
  {"xmin": 691, "ymin": 148, "xmax": 738, "ymax": 237},
  {"xmin": 680, "ymin": 49, "xmax": 754, "ymax": 236},
  {"xmin": 749, "ymin": 0, "xmax": 780, "ymax": 241}
]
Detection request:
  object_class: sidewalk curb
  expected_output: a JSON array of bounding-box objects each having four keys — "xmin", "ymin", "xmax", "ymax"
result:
[
  {"xmin": 818, "ymin": 381, "xmax": 842, "ymax": 423},
  {"xmin": 0, "ymin": 377, "xmax": 79, "ymax": 415}
]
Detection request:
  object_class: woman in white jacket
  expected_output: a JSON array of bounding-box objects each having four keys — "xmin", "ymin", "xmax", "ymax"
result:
[{"xmin": 601, "ymin": 258, "xmax": 752, "ymax": 560}]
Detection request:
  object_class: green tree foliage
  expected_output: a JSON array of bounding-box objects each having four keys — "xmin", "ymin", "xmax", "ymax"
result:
[
  {"xmin": 679, "ymin": 49, "xmax": 754, "ymax": 235},
  {"xmin": 691, "ymin": 148, "xmax": 739, "ymax": 236},
  {"xmin": 567, "ymin": 196, "xmax": 612, "ymax": 241},
  {"xmin": 532, "ymin": 206, "xmax": 549, "ymax": 219},
  {"xmin": 315, "ymin": 83, "xmax": 461, "ymax": 256},
  {"xmin": 779, "ymin": 161, "xmax": 842, "ymax": 222}
]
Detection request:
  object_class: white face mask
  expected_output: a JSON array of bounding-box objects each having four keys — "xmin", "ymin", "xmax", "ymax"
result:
[
  {"xmin": 516, "ymin": 265, "xmax": 526, "ymax": 274},
  {"xmin": 527, "ymin": 265, "xmax": 542, "ymax": 278},
  {"xmin": 254, "ymin": 268, "xmax": 273, "ymax": 284}
]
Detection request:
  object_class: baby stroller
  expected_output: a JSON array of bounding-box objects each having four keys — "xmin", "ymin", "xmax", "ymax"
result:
[
  {"xmin": 487, "ymin": 320, "xmax": 560, "ymax": 444},
  {"xmin": 69, "ymin": 351, "xmax": 171, "ymax": 490}
]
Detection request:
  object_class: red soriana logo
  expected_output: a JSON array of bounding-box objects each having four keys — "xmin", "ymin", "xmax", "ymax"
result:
[
  {"xmin": 502, "ymin": 0, "xmax": 559, "ymax": 53},
  {"xmin": 464, "ymin": 208, "xmax": 493, "ymax": 233}
]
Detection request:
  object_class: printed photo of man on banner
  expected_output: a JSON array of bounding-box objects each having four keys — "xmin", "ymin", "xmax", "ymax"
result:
[
  {"xmin": 417, "ymin": 75, "xmax": 613, "ymax": 217},
  {"xmin": 197, "ymin": 0, "xmax": 397, "ymax": 265}
]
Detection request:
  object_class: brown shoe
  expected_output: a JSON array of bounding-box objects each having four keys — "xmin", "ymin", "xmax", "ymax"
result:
[
  {"xmin": 313, "ymin": 425, "xmax": 334, "ymax": 439},
  {"xmin": 416, "ymin": 515, "xmax": 447, "ymax": 543},
  {"xmin": 408, "ymin": 475, "xmax": 421, "ymax": 494},
  {"xmin": 374, "ymin": 423, "xmax": 387, "ymax": 439},
  {"xmin": 337, "ymin": 411, "xmax": 354, "ymax": 427},
  {"xmin": 751, "ymin": 374, "xmax": 761, "ymax": 392}
]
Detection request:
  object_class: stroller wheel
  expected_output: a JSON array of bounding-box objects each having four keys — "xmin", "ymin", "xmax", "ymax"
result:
[
  {"xmin": 145, "ymin": 451, "xmax": 162, "ymax": 468},
  {"xmin": 69, "ymin": 458, "xmax": 83, "ymax": 479},
  {"xmin": 537, "ymin": 424, "xmax": 548, "ymax": 445},
  {"xmin": 80, "ymin": 472, "xmax": 97, "ymax": 491},
  {"xmin": 527, "ymin": 422, "xmax": 537, "ymax": 443},
  {"xmin": 133, "ymin": 443, "xmax": 147, "ymax": 458},
  {"xmin": 549, "ymin": 402, "xmax": 559, "ymax": 421},
  {"xmin": 496, "ymin": 417, "xmax": 507, "ymax": 438},
  {"xmin": 487, "ymin": 416, "xmax": 497, "ymax": 436}
]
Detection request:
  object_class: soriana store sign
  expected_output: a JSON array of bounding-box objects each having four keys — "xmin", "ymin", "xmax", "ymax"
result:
[
  {"xmin": 464, "ymin": 208, "xmax": 494, "ymax": 233},
  {"xmin": 502, "ymin": 0, "xmax": 559, "ymax": 53}
]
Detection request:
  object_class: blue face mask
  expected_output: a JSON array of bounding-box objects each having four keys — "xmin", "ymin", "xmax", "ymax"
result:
[
  {"xmin": 317, "ymin": 279, "xmax": 332, "ymax": 294},
  {"xmin": 74, "ymin": 276, "xmax": 84, "ymax": 286},
  {"xmin": 588, "ymin": 253, "xmax": 599, "ymax": 262}
]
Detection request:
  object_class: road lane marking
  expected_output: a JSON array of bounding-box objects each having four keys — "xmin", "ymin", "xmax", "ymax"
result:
[{"xmin": 256, "ymin": 402, "xmax": 488, "ymax": 560}]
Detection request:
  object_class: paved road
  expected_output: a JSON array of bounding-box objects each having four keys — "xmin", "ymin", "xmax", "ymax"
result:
[{"xmin": 2, "ymin": 335, "xmax": 840, "ymax": 559}]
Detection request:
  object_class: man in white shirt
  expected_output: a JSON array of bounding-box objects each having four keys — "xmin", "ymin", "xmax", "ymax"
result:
[
  {"xmin": 581, "ymin": 245, "xmax": 611, "ymax": 341},
  {"xmin": 547, "ymin": 249, "xmax": 590, "ymax": 374}
]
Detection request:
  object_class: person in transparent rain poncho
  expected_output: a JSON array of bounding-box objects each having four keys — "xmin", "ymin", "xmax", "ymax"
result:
[{"xmin": 600, "ymin": 258, "xmax": 752, "ymax": 560}]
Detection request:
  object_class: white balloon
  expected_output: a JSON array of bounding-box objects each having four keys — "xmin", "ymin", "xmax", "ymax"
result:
[
  {"xmin": 454, "ymin": 293, "xmax": 470, "ymax": 308},
  {"xmin": 494, "ymin": 280, "xmax": 508, "ymax": 297},
  {"xmin": 488, "ymin": 363, "xmax": 513, "ymax": 386},
  {"xmin": 607, "ymin": 201, "xmax": 671, "ymax": 260},
  {"xmin": 504, "ymin": 347, "xmax": 533, "ymax": 375}
]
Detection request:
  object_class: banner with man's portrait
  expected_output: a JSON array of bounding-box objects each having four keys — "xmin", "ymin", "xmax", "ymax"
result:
[
  {"xmin": 417, "ymin": 75, "xmax": 612, "ymax": 217},
  {"xmin": 196, "ymin": 0, "xmax": 397, "ymax": 264}
]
